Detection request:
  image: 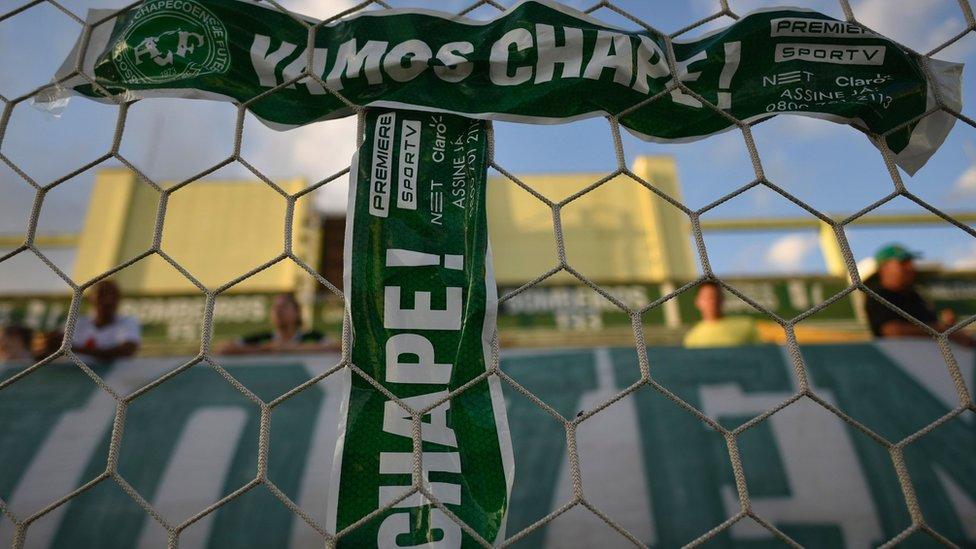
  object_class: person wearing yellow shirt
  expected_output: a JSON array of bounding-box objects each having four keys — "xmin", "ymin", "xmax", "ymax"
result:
[{"xmin": 683, "ymin": 281, "xmax": 760, "ymax": 348}]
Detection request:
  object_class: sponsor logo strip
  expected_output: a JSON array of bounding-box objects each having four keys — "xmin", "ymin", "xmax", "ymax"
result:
[
  {"xmin": 397, "ymin": 119, "xmax": 421, "ymax": 210},
  {"xmin": 770, "ymin": 17, "xmax": 875, "ymax": 38},
  {"xmin": 368, "ymin": 112, "xmax": 395, "ymax": 217},
  {"xmin": 775, "ymin": 43, "xmax": 886, "ymax": 65}
]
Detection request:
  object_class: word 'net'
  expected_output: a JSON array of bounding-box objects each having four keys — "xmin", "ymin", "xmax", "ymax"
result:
[{"xmin": 1, "ymin": 0, "xmax": 975, "ymax": 547}]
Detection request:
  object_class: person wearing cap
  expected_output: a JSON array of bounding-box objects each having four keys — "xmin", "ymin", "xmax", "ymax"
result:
[{"xmin": 864, "ymin": 244, "xmax": 972, "ymax": 346}]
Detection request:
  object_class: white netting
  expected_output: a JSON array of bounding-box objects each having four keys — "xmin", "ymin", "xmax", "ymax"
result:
[{"xmin": 0, "ymin": 0, "xmax": 974, "ymax": 547}]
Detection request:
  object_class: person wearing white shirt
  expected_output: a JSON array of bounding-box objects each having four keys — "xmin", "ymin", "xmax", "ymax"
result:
[{"xmin": 72, "ymin": 279, "xmax": 140, "ymax": 362}]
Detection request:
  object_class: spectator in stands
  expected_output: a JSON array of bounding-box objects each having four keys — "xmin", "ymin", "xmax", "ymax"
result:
[
  {"xmin": 864, "ymin": 244, "xmax": 973, "ymax": 346},
  {"xmin": 218, "ymin": 293, "xmax": 338, "ymax": 355},
  {"xmin": 72, "ymin": 279, "xmax": 141, "ymax": 362},
  {"xmin": 32, "ymin": 329, "xmax": 64, "ymax": 362},
  {"xmin": 0, "ymin": 325, "xmax": 34, "ymax": 363},
  {"xmin": 683, "ymin": 281, "xmax": 760, "ymax": 348}
]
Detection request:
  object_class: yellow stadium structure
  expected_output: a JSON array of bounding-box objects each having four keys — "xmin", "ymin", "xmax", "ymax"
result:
[
  {"xmin": 66, "ymin": 156, "xmax": 696, "ymax": 294},
  {"xmin": 487, "ymin": 155, "xmax": 696, "ymax": 285},
  {"xmin": 71, "ymin": 168, "xmax": 319, "ymax": 295}
]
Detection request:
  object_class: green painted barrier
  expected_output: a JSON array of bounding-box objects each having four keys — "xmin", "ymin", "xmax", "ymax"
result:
[{"xmin": 1, "ymin": 341, "xmax": 973, "ymax": 547}]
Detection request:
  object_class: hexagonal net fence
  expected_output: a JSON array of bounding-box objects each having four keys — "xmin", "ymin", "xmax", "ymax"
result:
[{"xmin": 1, "ymin": 0, "xmax": 975, "ymax": 548}]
